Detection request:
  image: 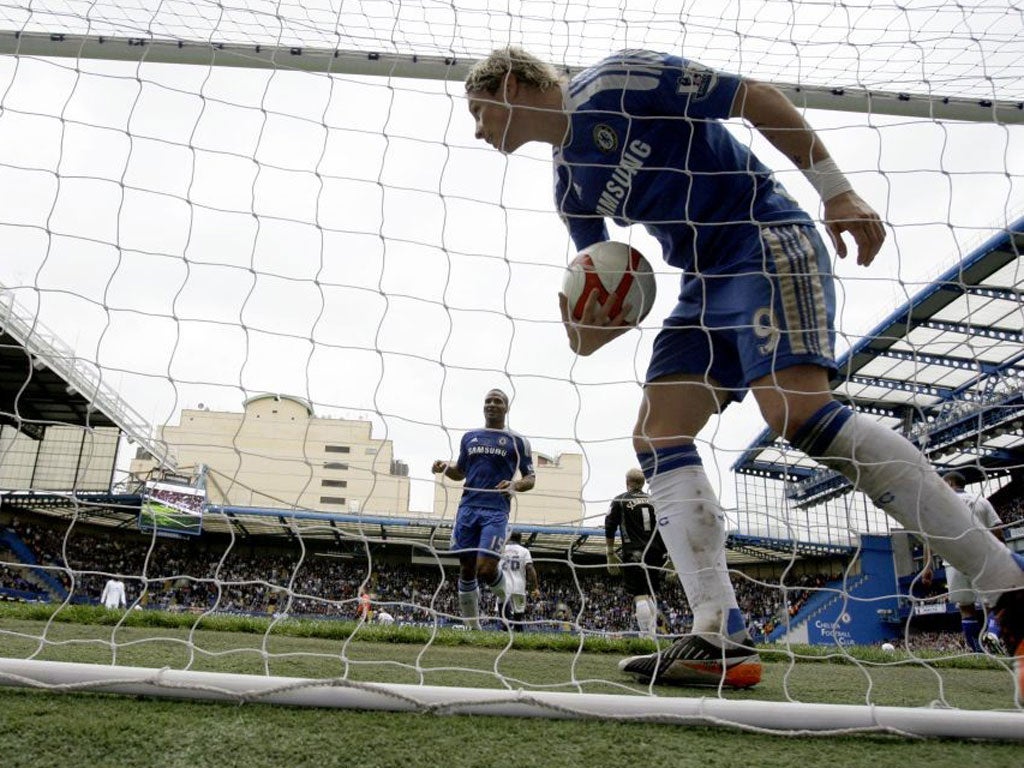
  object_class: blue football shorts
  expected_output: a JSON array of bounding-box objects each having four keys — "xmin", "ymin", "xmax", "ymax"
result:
[
  {"xmin": 647, "ymin": 223, "xmax": 836, "ymax": 402},
  {"xmin": 450, "ymin": 505, "xmax": 508, "ymax": 558}
]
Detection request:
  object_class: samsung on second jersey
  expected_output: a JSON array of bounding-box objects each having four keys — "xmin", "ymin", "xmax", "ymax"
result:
[
  {"xmin": 456, "ymin": 428, "xmax": 534, "ymax": 511},
  {"xmin": 553, "ymin": 49, "xmax": 811, "ymax": 269}
]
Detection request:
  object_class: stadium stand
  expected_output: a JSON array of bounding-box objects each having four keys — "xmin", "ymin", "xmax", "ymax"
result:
[
  {"xmin": 1, "ymin": 219, "xmax": 1022, "ymax": 651},
  {"xmin": 1, "ymin": 510, "xmax": 791, "ymax": 633}
]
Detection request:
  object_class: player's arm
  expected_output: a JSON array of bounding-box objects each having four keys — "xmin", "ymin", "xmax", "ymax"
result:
[
  {"xmin": 604, "ymin": 507, "xmax": 622, "ymax": 575},
  {"xmin": 729, "ymin": 78, "xmax": 885, "ymax": 267},
  {"xmin": 498, "ymin": 473, "xmax": 535, "ymax": 496},
  {"xmin": 983, "ymin": 500, "xmax": 1006, "ymax": 543},
  {"xmin": 526, "ymin": 562, "xmax": 540, "ymax": 597},
  {"xmin": 515, "ymin": 473, "xmax": 536, "ymax": 493},
  {"xmin": 431, "ymin": 458, "xmax": 465, "ymax": 482},
  {"xmin": 500, "ymin": 438, "xmax": 537, "ymax": 495}
]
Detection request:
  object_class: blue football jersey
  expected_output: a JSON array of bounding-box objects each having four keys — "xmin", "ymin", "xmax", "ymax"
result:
[
  {"xmin": 455, "ymin": 428, "xmax": 534, "ymax": 511},
  {"xmin": 554, "ymin": 50, "xmax": 811, "ymax": 270}
]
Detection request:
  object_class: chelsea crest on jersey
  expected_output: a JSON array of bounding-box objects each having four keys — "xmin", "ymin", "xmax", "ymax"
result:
[
  {"xmin": 456, "ymin": 428, "xmax": 534, "ymax": 511},
  {"xmin": 553, "ymin": 49, "xmax": 810, "ymax": 270}
]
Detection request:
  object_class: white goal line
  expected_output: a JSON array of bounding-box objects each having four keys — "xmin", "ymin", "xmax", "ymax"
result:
[{"xmin": 1, "ymin": 31, "xmax": 1021, "ymax": 124}]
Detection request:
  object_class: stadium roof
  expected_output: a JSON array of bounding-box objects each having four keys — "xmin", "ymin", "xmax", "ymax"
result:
[
  {"xmin": 0, "ymin": 297, "xmax": 119, "ymax": 438},
  {"xmin": 0, "ymin": 288, "xmax": 173, "ymax": 465},
  {"xmin": 733, "ymin": 217, "xmax": 1024, "ymax": 504}
]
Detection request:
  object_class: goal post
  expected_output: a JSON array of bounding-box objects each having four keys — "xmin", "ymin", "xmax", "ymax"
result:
[
  {"xmin": 1, "ymin": 0, "xmax": 1023, "ymax": 745},
  {"xmin": 1, "ymin": 30, "xmax": 1022, "ymax": 124},
  {"xmin": 3, "ymin": 657, "xmax": 1024, "ymax": 740}
]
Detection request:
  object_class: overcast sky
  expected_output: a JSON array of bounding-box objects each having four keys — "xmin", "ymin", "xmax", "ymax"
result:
[{"xmin": 0, "ymin": 1, "xmax": 1021, "ymax": 523}]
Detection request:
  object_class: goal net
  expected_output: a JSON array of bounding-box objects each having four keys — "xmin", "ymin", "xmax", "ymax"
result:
[{"xmin": 1, "ymin": 0, "xmax": 1023, "ymax": 741}]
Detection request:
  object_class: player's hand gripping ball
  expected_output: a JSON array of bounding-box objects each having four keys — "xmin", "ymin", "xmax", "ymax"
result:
[{"xmin": 561, "ymin": 241, "xmax": 656, "ymax": 325}]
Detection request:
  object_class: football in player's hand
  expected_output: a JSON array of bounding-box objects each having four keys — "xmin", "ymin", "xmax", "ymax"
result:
[{"xmin": 562, "ymin": 241, "xmax": 656, "ymax": 325}]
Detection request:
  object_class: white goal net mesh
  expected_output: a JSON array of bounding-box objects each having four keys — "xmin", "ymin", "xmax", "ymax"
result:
[{"xmin": 1, "ymin": 0, "xmax": 1023, "ymax": 740}]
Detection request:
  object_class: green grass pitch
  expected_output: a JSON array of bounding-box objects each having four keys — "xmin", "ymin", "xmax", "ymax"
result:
[{"xmin": 0, "ymin": 604, "xmax": 1021, "ymax": 767}]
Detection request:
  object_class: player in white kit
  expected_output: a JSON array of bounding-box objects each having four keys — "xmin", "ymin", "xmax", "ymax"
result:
[
  {"xmin": 100, "ymin": 578, "xmax": 126, "ymax": 610},
  {"xmin": 921, "ymin": 471, "xmax": 1007, "ymax": 654},
  {"xmin": 498, "ymin": 531, "xmax": 540, "ymax": 631}
]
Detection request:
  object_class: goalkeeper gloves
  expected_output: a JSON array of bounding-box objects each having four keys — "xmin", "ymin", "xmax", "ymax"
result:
[{"xmin": 607, "ymin": 551, "xmax": 622, "ymax": 576}]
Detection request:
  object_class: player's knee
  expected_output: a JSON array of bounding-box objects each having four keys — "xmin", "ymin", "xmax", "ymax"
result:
[
  {"xmin": 477, "ymin": 558, "xmax": 499, "ymax": 582},
  {"xmin": 631, "ymin": 388, "xmax": 712, "ymax": 453},
  {"xmin": 754, "ymin": 394, "xmax": 800, "ymax": 439},
  {"xmin": 759, "ymin": 405, "xmax": 789, "ymax": 439},
  {"xmin": 752, "ymin": 369, "xmax": 833, "ymax": 440},
  {"xmin": 632, "ymin": 417, "xmax": 708, "ymax": 452},
  {"xmin": 757, "ymin": 395, "xmax": 831, "ymax": 441}
]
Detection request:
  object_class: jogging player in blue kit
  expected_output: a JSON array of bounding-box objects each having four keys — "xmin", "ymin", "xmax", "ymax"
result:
[
  {"xmin": 432, "ymin": 388, "xmax": 536, "ymax": 628},
  {"xmin": 464, "ymin": 47, "xmax": 1024, "ymax": 692}
]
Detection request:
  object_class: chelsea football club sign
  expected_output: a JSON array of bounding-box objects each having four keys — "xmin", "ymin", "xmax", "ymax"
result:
[{"xmin": 592, "ymin": 123, "xmax": 618, "ymax": 153}]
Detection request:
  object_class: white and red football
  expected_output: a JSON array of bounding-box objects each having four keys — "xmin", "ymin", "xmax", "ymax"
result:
[{"xmin": 561, "ymin": 241, "xmax": 656, "ymax": 325}]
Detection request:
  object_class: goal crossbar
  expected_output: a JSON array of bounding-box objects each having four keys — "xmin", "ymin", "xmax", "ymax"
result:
[
  {"xmin": 1, "ymin": 31, "xmax": 1021, "ymax": 124},
  {"xmin": 1, "ymin": 658, "xmax": 1022, "ymax": 740}
]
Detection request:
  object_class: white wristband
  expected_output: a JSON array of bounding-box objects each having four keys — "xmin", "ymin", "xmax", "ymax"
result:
[{"xmin": 801, "ymin": 156, "xmax": 853, "ymax": 202}]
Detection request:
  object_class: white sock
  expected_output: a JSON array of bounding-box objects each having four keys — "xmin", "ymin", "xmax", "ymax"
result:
[
  {"xmin": 458, "ymin": 583, "xmax": 481, "ymax": 629},
  {"xmin": 817, "ymin": 412, "xmax": 1024, "ymax": 593},
  {"xmin": 634, "ymin": 595, "xmax": 658, "ymax": 639},
  {"xmin": 487, "ymin": 570, "xmax": 507, "ymax": 601},
  {"xmin": 648, "ymin": 465, "xmax": 742, "ymax": 637}
]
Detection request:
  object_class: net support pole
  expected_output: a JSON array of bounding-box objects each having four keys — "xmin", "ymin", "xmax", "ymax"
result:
[{"xmin": 1, "ymin": 658, "xmax": 1021, "ymax": 740}]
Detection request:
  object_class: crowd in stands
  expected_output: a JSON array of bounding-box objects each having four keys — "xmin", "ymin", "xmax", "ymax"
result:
[
  {"xmin": 2, "ymin": 500, "xmax": 1021, "ymax": 653},
  {"xmin": 0, "ymin": 514, "xmax": 818, "ymax": 637},
  {"xmin": 0, "ymin": 568, "xmax": 39, "ymax": 597},
  {"xmin": 997, "ymin": 496, "xmax": 1024, "ymax": 525}
]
